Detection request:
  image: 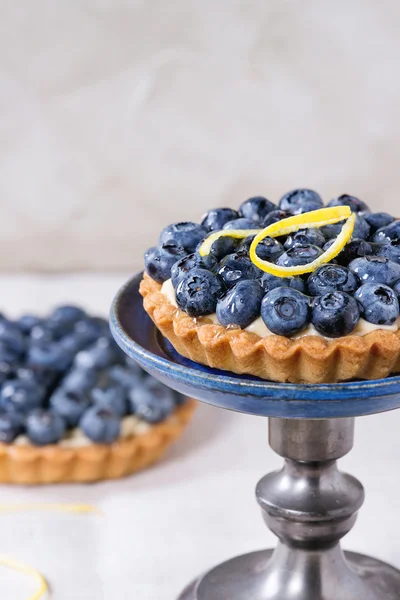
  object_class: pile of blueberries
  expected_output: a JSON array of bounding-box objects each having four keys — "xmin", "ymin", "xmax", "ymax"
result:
[
  {"xmin": 0, "ymin": 306, "xmax": 181, "ymax": 446},
  {"xmin": 145, "ymin": 190, "xmax": 400, "ymax": 338}
]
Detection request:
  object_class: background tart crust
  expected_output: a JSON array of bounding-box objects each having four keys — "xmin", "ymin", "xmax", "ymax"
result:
[
  {"xmin": 0, "ymin": 400, "xmax": 196, "ymax": 485},
  {"xmin": 141, "ymin": 274, "xmax": 400, "ymax": 384}
]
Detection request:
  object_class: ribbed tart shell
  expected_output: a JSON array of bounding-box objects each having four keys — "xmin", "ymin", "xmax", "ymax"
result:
[
  {"xmin": 141, "ymin": 274, "xmax": 400, "ymax": 384},
  {"xmin": 0, "ymin": 400, "xmax": 195, "ymax": 485}
]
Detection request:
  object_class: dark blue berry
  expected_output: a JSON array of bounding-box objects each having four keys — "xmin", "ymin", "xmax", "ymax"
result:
[
  {"xmin": 91, "ymin": 384, "xmax": 128, "ymax": 417},
  {"xmin": 373, "ymin": 221, "xmax": 400, "ymax": 245},
  {"xmin": 260, "ymin": 273, "xmax": 305, "ymax": 293},
  {"xmin": 216, "ymin": 280, "xmax": 264, "ymax": 328},
  {"xmin": 80, "ymin": 406, "xmax": 121, "ymax": 444},
  {"xmin": 238, "ymin": 235, "xmax": 284, "ymax": 262},
  {"xmin": 217, "ymin": 253, "xmax": 262, "ymax": 288},
  {"xmin": 30, "ymin": 323, "xmax": 54, "ymax": 345},
  {"xmin": 355, "ymin": 283, "xmax": 399, "ymax": 325},
  {"xmin": 312, "ymin": 292, "xmax": 360, "ymax": 337},
  {"xmin": 239, "ymin": 196, "xmax": 276, "ymax": 225},
  {"xmin": 349, "ymin": 256, "xmax": 400, "ymax": 287},
  {"xmin": 17, "ymin": 365, "xmax": 58, "ymax": 389},
  {"xmin": 159, "ymin": 222, "xmax": 206, "ymax": 252},
  {"xmin": 364, "ymin": 212, "xmax": 395, "ymax": 233},
  {"xmin": 279, "ymin": 189, "xmax": 323, "ymax": 213},
  {"xmin": 375, "ymin": 239, "xmax": 400, "ymax": 263},
  {"xmin": 62, "ymin": 368, "xmax": 99, "ymax": 394},
  {"xmin": 324, "ymin": 238, "xmax": 374, "ymax": 266},
  {"xmin": 261, "ymin": 287, "xmax": 310, "ymax": 336},
  {"xmin": 50, "ymin": 388, "xmax": 91, "ymax": 427},
  {"xmin": 394, "ymin": 280, "xmax": 400, "ymax": 297},
  {"xmin": 171, "ymin": 253, "xmax": 217, "ymax": 288},
  {"xmin": 27, "ymin": 341, "xmax": 74, "ymax": 372},
  {"xmin": 327, "ymin": 194, "xmax": 370, "ymax": 213},
  {"xmin": 284, "ymin": 228, "xmax": 326, "ymax": 251},
  {"xmin": 144, "ymin": 243, "xmax": 187, "ymax": 283},
  {"xmin": 26, "ymin": 410, "xmax": 66, "ymax": 446},
  {"xmin": 290, "ymin": 200, "xmax": 325, "ymax": 215},
  {"xmin": 261, "ymin": 210, "xmax": 289, "ymax": 228},
  {"xmin": 108, "ymin": 365, "xmax": 143, "ymax": 390},
  {"xmin": 201, "ymin": 208, "xmax": 239, "ymax": 232},
  {"xmin": 322, "ymin": 214, "xmax": 370, "ymax": 240},
  {"xmin": 209, "ymin": 236, "xmax": 239, "ymax": 261},
  {"xmin": 48, "ymin": 306, "xmax": 86, "ymax": 335},
  {"xmin": 277, "ymin": 244, "xmax": 323, "ymax": 268},
  {"xmin": 74, "ymin": 337, "xmax": 122, "ymax": 371},
  {"xmin": 223, "ymin": 218, "xmax": 258, "ymax": 230},
  {"xmin": 72, "ymin": 317, "xmax": 110, "ymax": 347},
  {"xmin": 0, "ymin": 412, "xmax": 24, "ymax": 443},
  {"xmin": 17, "ymin": 315, "xmax": 42, "ymax": 335},
  {"xmin": 307, "ymin": 265, "xmax": 360, "ymax": 296},
  {"xmin": 175, "ymin": 269, "xmax": 225, "ymax": 316},
  {"xmin": 129, "ymin": 381, "xmax": 175, "ymax": 424},
  {"xmin": 0, "ymin": 379, "xmax": 45, "ymax": 414},
  {"xmin": 0, "ymin": 321, "xmax": 26, "ymax": 356}
]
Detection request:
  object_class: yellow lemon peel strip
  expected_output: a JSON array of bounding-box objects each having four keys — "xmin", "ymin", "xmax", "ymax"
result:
[
  {"xmin": 0, "ymin": 503, "xmax": 102, "ymax": 515},
  {"xmin": 249, "ymin": 207, "xmax": 355, "ymax": 276},
  {"xmin": 198, "ymin": 228, "xmax": 261, "ymax": 257},
  {"xmin": 0, "ymin": 555, "xmax": 48, "ymax": 600}
]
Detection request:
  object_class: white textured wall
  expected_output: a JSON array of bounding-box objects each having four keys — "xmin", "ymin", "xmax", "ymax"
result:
[{"xmin": 1, "ymin": 1, "xmax": 400, "ymax": 271}]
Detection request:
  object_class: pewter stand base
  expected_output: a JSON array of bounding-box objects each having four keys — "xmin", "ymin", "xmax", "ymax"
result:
[{"xmin": 178, "ymin": 418, "xmax": 400, "ymax": 600}]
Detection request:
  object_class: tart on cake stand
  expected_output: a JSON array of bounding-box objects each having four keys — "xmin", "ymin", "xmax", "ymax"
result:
[{"xmin": 111, "ymin": 272, "xmax": 400, "ymax": 600}]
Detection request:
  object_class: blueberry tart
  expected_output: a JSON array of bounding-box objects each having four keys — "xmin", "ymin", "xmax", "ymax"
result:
[
  {"xmin": 141, "ymin": 192, "xmax": 400, "ymax": 383},
  {"xmin": 0, "ymin": 306, "xmax": 195, "ymax": 484}
]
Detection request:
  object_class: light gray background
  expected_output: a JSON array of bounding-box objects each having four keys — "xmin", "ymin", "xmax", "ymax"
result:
[{"xmin": 1, "ymin": 1, "xmax": 400, "ymax": 271}]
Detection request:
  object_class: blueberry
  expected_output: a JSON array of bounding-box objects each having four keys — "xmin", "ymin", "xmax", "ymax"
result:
[
  {"xmin": 49, "ymin": 305, "xmax": 86, "ymax": 334},
  {"xmin": 261, "ymin": 210, "xmax": 289, "ymax": 228},
  {"xmin": 223, "ymin": 218, "xmax": 258, "ymax": 230},
  {"xmin": 30, "ymin": 324, "xmax": 55, "ymax": 345},
  {"xmin": 322, "ymin": 214, "xmax": 370, "ymax": 241},
  {"xmin": 0, "ymin": 379, "xmax": 45, "ymax": 414},
  {"xmin": 171, "ymin": 253, "xmax": 217, "ymax": 288},
  {"xmin": 62, "ymin": 368, "xmax": 99, "ymax": 394},
  {"xmin": 238, "ymin": 235, "xmax": 284, "ymax": 262},
  {"xmin": 50, "ymin": 388, "xmax": 91, "ymax": 427},
  {"xmin": 175, "ymin": 269, "xmax": 225, "ymax": 317},
  {"xmin": 261, "ymin": 288, "xmax": 310, "ymax": 336},
  {"xmin": 355, "ymin": 283, "xmax": 399, "ymax": 325},
  {"xmin": 26, "ymin": 410, "xmax": 66, "ymax": 446},
  {"xmin": 284, "ymin": 228, "xmax": 326, "ymax": 251},
  {"xmin": 375, "ymin": 239, "xmax": 400, "ymax": 263},
  {"xmin": 327, "ymin": 194, "xmax": 370, "ymax": 213},
  {"xmin": 307, "ymin": 265, "xmax": 360, "ymax": 296},
  {"xmin": 217, "ymin": 253, "xmax": 262, "ymax": 288},
  {"xmin": 80, "ymin": 406, "xmax": 121, "ymax": 444},
  {"xmin": 312, "ymin": 292, "xmax": 360, "ymax": 337},
  {"xmin": 27, "ymin": 341, "xmax": 74, "ymax": 372},
  {"xmin": 0, "ymin": 412, "xmax": 24, "ymax": 443},
  {"xmin": 260, "ymin": 273, "xmax": 305, "ymax": 293},
  {"xmin": 209, "ymin": 236, "xmax": 239, "ymax": 260},
  {"xmin": 17, "ymin": 315, "xmax": 42, "ymax": 335},
  {"xmin": 91, "ymin": 383, "xmax": 128, "ymax": 417},
  {"xmin": 349, "ymin": 256, "xmax": 400, "ymax": 287},
  {"xmin": 279, "ymin": 189, "xmax": 323, "ymax": 213},
  {"xmin": 129, "ymin": 381, "xmax": 175, "ymax": 423},
  {"xmin": 290, "ymin": 200, "xmax": 325, "ymax": 215},
  {"xmin": 201, "ymin": 208, "xmax": 239, "ymax": 232},
  {"xmin": 159, "ymin": 222, "xmax": 206, "ymax": 253},
  {"xmin": 216, "ymin": 280, "xmax": 264, "ymax": 328},
  {"xmin": 277, "ymin": 245, "xmax": 323, "ymax": 268},
  {"xmin": 239, "ymin": 196, "xmax": 276, "ymax": 225},
  {"xmin": 373, "ymin": 221, "xmax": 400, "ymax": 245},
  {"xmin": 0, "ymin": 342, "xmax": 22, "ymax": 376},
  {"xmin": 364, "ymin": 212, "xmax": 395, "ymax": 233},
  {"xmin": 107, "ymin": 365, "xmax": 143, "ymax": 389},
  {"xmin": 0, "ymin": 321, "xmax": 26, "ymax": 356},
  {"xmin": 74, "ymin": 338, "xmax": 122, "ymax": 370},
  {"xmin": 144, "ymin": 243, "xmax": 187, "ymax": 283},
  {"xmin": 72, "ymin": 317, "xmax": 110, "ymax": 346},
  {"xmin": 17, "ymin": 365, "xmax": 59, "ymax": 389},
  {"xmin": 394, "ymin": 280, "xmax": 400, "ymax": 297},
  {"xmin": 324, "ymin": 238, "xmax": 374, "ymax": 266}
]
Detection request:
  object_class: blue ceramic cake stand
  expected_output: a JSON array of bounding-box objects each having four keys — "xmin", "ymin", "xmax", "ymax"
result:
[{"xmin": 110, "ymin": 273, "xmax": 400, "ymax": 600}]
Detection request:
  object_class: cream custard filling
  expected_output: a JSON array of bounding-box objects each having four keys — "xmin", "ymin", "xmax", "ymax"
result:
[
  {"xmin": 161, "ymin": 278, "xmax": 400, "ymax": 339},
  {"xmin": 14, "ymin": 415, "xmax": 152, "ymax": 448}
]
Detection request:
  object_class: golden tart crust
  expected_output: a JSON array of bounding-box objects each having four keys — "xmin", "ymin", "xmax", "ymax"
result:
[
  {"xmin": 0, "ymin": 400, "xmax": 196, "ymax": 485},
  {"xmin": 141, "ymin": 274, "xmax": 400, "ymax": 384}
]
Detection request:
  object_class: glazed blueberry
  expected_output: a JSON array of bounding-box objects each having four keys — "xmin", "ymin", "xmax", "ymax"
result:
[
  {"xmin": 324, "ymin": 238, "xmax": 374, "ymax": 266},
  {"xmin": 327, "ymin": 194, "xmax": 370, "ymax": 213},
  {"xmin": 312, "ymin": 292, "xmax": 360, "ymax": 337},
  {"xmin": 375, "ymin": 239, "xmax": 400, "ymax": 263},
  {"xmin": 349, "ymin": 256, "xmax": 400, "ymax": 286},
  {"xmin": 217, "ymin": 253, "xmax": 262, "ymax": 288},
  {"xmin": 62, "ymin": 368, "xmax": 98, "ymax": 394},
  {"xmin": 18, "ymin": 315, "xmax": 42, "ymax": 335},
  {"xmin": 238, "ymin": 236, "xmax": 284, "ymax": 262},
  {"xmin": 80, "ymin": 406, "xmax": 121, "ymax": 444},
  {"xmin": 92, "ymin": 383, "xmax": 128, "ymax": 417},
  {"xmin": 144, "ymin": 243, "xmax": 187, "ymax": 283},
  {"xmin": 0, "ymin": 379, "xmax": 45, "ymax": 414},
  {"xmin": 26, "ymin": 410, "xmax": 66, "ymax": 446},
  {"xmin": 50, "ymin": 388, "xmax": 91, "ymax": 427},
  {"xmin": 279, "ymin": 189, "xmax": 323, "ymax": 213},
  {"xmin": 307, "ymin": 265, "xmax": 360, "ymax": 296},
  {"xmin": 277, "ymin": 245, "xmax": 323, "ymax": 268},
  {"xmin": 201, "ymin": 208, "xmax": 239, "ymax": 232},
  {"xmin": 355, "ymin": 283, "xmax": 399, "ymax": 325},
  {"xmin": 223, "ymin": 218, "xmax": 258, "ymax": 230},
  {"xmin": 216, "ymin": 281, "xmax": 264, "ymax": 328},
  {"xmin": 364, "ymin": 212, "xmax": 395, "ymax": 233},
  {"xmin": 129, "ymin": 381, "xmax": 175, "ymax": 423},
  {"xmin": 0, "ymin": 412, "xmax": 24, "ymax": 443},
  {"xmin": 261, "ymin": 210, "xmax": 289, "ymax": 228},
  {"xmin": 159, "ymin": 222, "xmax": 207, "ymax": 253},
  {"xmin": 322, "ymin": 214, "xmax": 370, "ymax": 241},
  {"xmin": 373, "ymin": 221, "xmax": 400, "ymax": 245},
  {"xmin": 74, "ymin": 338, "xmax": 122, "ymax": 370},
  {"xmin": 108, "ymin": 365, "xmax": 143, "ymax": 389},
  {"xmin": 260, "ymin": 273, "xmax": 305, "ymax": 293},
  {"xmin": 0, "ymin": 321, "xmax": 26, "ymax": 356},
  {"xmin": 175, "ymin": 269, "xmax": 225, "ymax": 317},
  {"xmin": 239, "ymin": 196, "xmax": 276, "ymax": 225},
  {"xmin": 284, "ymin": 228, "xmax": 326, "ymax": 251},
  {"xmin": 27, "ymin": 341, "xmax": 74, "ymax": 372},
  {"xmin": 171, "ymin": 253, "xmax": 217, "ymax": 287},
  {"xmin": 261, "ymin": 287, "xmax": 310, "ymax": 336},
  {"xmin": 209, "ymin": 236, "xmax": 239, "ymax": 261}
]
